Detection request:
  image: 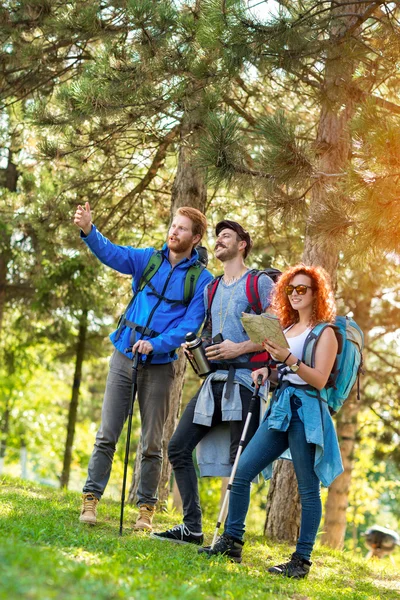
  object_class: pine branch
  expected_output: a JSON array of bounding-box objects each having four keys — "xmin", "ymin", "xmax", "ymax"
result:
[
  {"xmin": 366, "ymin": 346, "xmax": 400, "ymax": 372},
  {"xmin": 370, "ymin": 406, "xmax": 400, "ymax": 437},
  {"xmin": 223, "ymin": 95, "xmax": 256, "ymax": 125},
  {"xmin": 100, "ymin": 124, "xmax": 180, "ymax": 232}
]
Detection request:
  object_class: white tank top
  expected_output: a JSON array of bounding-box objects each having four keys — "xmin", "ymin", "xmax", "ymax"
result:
[{"xmin": 281, "ymin": 327, "xmax": 311, "ymax": 385}]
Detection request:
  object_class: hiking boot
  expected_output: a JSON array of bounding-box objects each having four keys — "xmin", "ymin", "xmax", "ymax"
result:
[
  {"xmin": 198, "ymin": 532, "xmax": 243, "ymax": 563},
  {"xmin": 79, "ymin": 493, "xmax": 99, "ymax": 525},
  {"xmin": 151, "ymin": 524, "xmax": 204, "ymax": 546},
  {"xmin": 133, "ymin": 503, "xmax": 156, "ymax": 531},
  {"xmin": 268, "ymin": 552, "xmax": 312, "ymax": 579}
]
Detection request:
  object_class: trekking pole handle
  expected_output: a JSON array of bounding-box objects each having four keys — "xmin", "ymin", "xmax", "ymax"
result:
[{"xmin": 256, "ymin": 374, "xmax": 263, "ymax": 387}]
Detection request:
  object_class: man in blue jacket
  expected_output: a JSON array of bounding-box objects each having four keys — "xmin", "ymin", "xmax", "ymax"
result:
[{"xmin": 74, "ymin": 202, "xmax": 212, "ymax": 531}]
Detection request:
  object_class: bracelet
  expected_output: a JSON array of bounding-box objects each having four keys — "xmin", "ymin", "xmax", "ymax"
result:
[{"xmin": 283, "ymin": 351, "xmax": 292, "ymax": 364}]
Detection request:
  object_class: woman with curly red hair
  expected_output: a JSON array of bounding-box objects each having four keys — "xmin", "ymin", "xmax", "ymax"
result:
[{"xmin": 200, "ymin": 264, "xmax": 344, "ymax": 578}]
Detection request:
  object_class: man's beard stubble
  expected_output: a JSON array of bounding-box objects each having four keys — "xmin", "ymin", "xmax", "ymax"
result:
[
  {"xmin": 215, "ymin": 245, "xmax": 238, "ymax": 262},
  {"xmin": 167, "ymin": 237, "xmax": 193, "ymax": 254}
]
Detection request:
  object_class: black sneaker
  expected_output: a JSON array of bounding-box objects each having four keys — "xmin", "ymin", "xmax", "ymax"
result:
[
  {"xmin": 150, "ymin": 524, "xmax": 204, "ymax": 545},
  {"xmin": 198, "ymin": 532, "xmax": 243, "ymax": 563},
  {"xmin": 268, "ymin": 552, "xmax": 312, "ymax": 579}
]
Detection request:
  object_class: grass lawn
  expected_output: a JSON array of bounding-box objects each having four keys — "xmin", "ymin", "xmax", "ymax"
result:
[{"xmin": 0, "ymin": 477, "xmax": 399, "ymax": 600}]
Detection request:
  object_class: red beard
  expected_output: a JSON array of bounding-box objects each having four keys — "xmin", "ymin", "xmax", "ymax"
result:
[{"xmin": 167, "ymin": 237, "xmax": 193, "ymax": 253}]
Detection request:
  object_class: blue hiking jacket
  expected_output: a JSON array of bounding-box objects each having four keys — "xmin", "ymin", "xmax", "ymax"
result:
[{"xmin": 81, "ymin": 225, "xmax": 213, "ymax": 363}]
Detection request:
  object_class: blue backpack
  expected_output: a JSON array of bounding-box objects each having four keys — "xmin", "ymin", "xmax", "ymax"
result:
[{"xmin": 302, "ymin": 316, "xmax": 364, "ymax": 414}]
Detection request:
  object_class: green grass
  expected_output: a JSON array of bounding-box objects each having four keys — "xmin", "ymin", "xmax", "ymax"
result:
[{"xmin": 1, "ymin": 477, "xmax": 399, "ymax": 600}]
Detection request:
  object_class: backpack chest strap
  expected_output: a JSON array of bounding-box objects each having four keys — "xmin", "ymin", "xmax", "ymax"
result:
[
  {"xmin": 115, "ymin": 318, "xmax": 161, "ymax": 342},
  {"xmin": 146, "ymin": 280, "xmax": 191, "ymax": 307}
]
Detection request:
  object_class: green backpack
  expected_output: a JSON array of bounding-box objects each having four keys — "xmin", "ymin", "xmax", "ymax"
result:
[{"xmin": 115, "ymin": 250, "xmax": 205, "ymax": 342}]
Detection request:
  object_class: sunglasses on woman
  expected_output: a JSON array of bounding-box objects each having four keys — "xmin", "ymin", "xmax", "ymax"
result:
[{"xmin": 285, "ymin": 284, "xmax": 313, "ymax": 296}]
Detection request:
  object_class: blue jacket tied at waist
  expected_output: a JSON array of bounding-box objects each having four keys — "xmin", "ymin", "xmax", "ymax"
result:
[
  {"xmin": 82, "ymin": 225, "xmax": 213, "ymax": 363},
  {"xmin": 263, "ymin": 384, "xmax": 344, "ymax": 487}
]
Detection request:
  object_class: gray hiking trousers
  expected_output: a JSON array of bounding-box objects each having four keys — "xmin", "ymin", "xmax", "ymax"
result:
[{"xmin": 83, "ymin": 348, "xmax": 174, "ymax": 505}]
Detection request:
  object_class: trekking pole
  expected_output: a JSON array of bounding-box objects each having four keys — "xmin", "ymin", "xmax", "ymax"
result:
[
  {"xmin": 210, "ymin": 374, "xmax": 263, "ymax": 549},
  {"xmin": 119, "ymin": 349, "xmax": 140, "ymax": 536}
]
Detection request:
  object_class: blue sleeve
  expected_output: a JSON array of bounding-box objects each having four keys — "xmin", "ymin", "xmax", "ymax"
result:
[
  {"xmin": 259, "ymin": 275, "xmax": 275, "ymax": 311},
  {"xmin": 80, "ymin": 225, "xmax": 150, "ymax": 276},
  {"xmin": 150, "ymin": 270, "xmax": 214, "ymax": 354}
]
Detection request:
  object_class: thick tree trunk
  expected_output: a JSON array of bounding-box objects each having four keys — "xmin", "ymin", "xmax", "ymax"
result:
[
  {"xmin": 321, "ymin": 295, "xmax": 370, "ymax": 547},
  {"xmin": 128, "ymin": 106, "xmax": 207, "ymax": 506},
  {"xmin": 320, "ymin": 394, "xmax": 359, "ymax": 548},
  {"xmin": 0, "ymin": 149, "xmax": 18, "ymax": 337},
  {"xmin": 157, "ymin": 349, "xmax": 187, "ymax": 507},
  {"xmin": 0, "ymin": 403, "xmax": 10, "ymax": 474},
  {"xmin": 60, "ymin": 310, "xmax": 88, "ymax": 488},
  {"xmin": 0, "ymin": 231, "xmax": 11, "ymax": 337},
  {"xmin": 264, "ymin": 460, "xmax": 300, "ymax": 542},
  {"xmin": 20, "ymin": 438, "xmax": 28, "ymax": 479},
  {"xmin": 128, "ymin": 438, "xmax": 142, "ymax": 504},
  {"xmin": 264, "ymin": 1, "xmax": 365, "ymax": 544}
]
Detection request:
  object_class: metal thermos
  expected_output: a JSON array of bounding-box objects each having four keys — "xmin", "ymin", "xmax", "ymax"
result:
[{"xmin": 185, "ymin": 332, "xmax": 212, "ymax": 377}]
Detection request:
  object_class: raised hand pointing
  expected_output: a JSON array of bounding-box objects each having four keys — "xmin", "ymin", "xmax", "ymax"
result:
[{"xmin": 74, "ymin": 202, "xmax": 92, "ymax": 236}]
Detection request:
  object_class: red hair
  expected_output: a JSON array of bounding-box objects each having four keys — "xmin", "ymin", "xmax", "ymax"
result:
[
  {"xmin": 272, "ymin": 264, "xmax": 336, "ymax": 329},
  {"xmin": 175, "ymin": 207, "xmax": 207, "ymax": 239}
]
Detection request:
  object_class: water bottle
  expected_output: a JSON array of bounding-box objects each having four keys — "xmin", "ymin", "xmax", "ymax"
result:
[{"xmin": 185, "ymin": 332, "xmax": 212, "ymax": 377}]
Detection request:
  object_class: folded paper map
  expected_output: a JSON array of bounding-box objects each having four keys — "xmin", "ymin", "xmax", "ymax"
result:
[{"xmin": 241, "ymin": 313, "xmax": 289, "ymax": 348}]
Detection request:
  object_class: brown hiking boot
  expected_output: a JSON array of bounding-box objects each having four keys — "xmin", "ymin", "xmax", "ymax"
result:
[
  {"xmin": 133, "ymin": 503, "xmax": 156, "ymax": 531},
  {"xmin": 79, "ymin": 493, "xmax": 99, "ymax": 525}
]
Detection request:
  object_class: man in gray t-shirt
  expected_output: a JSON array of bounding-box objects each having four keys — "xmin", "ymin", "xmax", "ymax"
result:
[{"xmin": 151, "ymin": 220, "xmax": 274, "ymax": 546}]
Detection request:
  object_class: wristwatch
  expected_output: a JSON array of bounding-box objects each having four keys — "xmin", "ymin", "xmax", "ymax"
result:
[{"xmin": 289, "ymin": 358, "xmax": 301, "ymax": 373}]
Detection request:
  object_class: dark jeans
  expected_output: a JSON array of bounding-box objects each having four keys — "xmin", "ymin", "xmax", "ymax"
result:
[
  {"xmin": 168, "ymin": 382, "xmax": 259, "ymax": 533},
  {"xmin": 224, "ymin": 397, "xmax": 322, "ymax": 561},
  {"xmin": 83, "ymin": 349, "xmax": 174, "ymax": 505}
]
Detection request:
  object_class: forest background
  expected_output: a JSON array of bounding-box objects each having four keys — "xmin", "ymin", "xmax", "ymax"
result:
[{"xmin": 1, "ymin": 0, "xmax": 400, "ymax": 562}]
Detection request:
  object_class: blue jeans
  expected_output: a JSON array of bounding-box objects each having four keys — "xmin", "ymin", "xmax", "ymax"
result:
[{"xmin": 224, "ymin": 398, "xmax": 322, "ymax": 561}]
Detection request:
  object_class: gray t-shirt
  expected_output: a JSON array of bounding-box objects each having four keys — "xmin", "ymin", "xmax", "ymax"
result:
[{"xmin": 203, "ymin": 270, "xmax": 274, "ymax": 391}]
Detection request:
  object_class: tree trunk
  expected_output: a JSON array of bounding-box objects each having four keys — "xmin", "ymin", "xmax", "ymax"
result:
[
  {"xmin": 128, "ymin": 105, "xmax": 207, "ymax": 505},
  {"xmin": 0, "ymin": 149, "xmax": 18, "ymax": 337},
  {"xmin": 60, "ymin": 310, "xmax": 88, "ymax": 488},
  {"xmin": 264, "ymin": 1, "xmax": 365, "ymax": 543},
  {"xmin": 172, "ymin": 477, "xmax": 183, "ymax": 512},
  {"xmin": 264, "ymin": 460, "xmax": 300, "ymax": 542},
  {"xmin": 0, "ymin": 403, "xmax": 10, "ymax": 474},
  {"xmin": 321, "ymin": 394, "xmax": 359, "ymax": 548},
  {"xmin": 20, "ymin": 438, "xmax": 28, "ymax": 479},
  {"xmin": 157, "ymin": 349, "xmax": 187, "ymax": 508},
  {"xmin": 321, "ymin": 294, "xmax": 371, "ymax": 547},
  {"xmin": 0, "ymin": 230, "xmax": 11, "ymax": 337},
  {"xmin": 128, "ymin": 437, "xmax": 142, "ymax": 504}
]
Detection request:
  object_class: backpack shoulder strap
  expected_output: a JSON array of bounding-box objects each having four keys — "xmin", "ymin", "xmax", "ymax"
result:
[
  {"xmin": 207, "ymin": 275, "xmax": 223, "ymax": 309},
  {"xmin": 245, "ymin": 268, "xmax": 279, "ymax": 314},
  {"xmin": 138, "ymin": 250, "xmax": 163, "ymax": 292},
  {"xmin": 115, "ymin": 250, "xmax": 164, "ymax": 341},
  {"xmin": 205, "ymin": 275, "xmax": 223, "ymax": 322},
  {"xmin": 183, "ymin": 260, "xmax": 205, "ymax": 305},
  {"xmin": 245, "ymin": 269, "xmax": 263, "ymax": 314},
  {"xmin": 302, "ymin": 322, "xmax": 331, "ymax": 367}
]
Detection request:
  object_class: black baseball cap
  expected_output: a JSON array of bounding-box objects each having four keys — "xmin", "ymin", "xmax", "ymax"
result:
[{"xmin": 215, "ymin": 220, "xmax": 253, "ymax": 258}]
